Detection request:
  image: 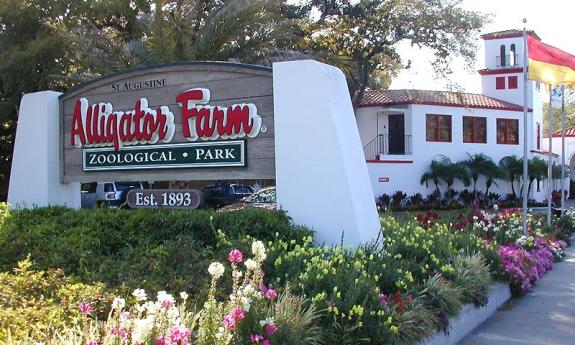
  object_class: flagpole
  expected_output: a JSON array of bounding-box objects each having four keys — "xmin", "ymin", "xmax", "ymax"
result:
[
  {"xmin": 561, "ymin": 86, "xmax": 566, "ymax": 214},
  {"xmin": 547, "ymin": 85, "xmax": 553, "ymax": 225},
  {"xmin": 522, "ymin": 20, "xmax": 529, "ymax": 235}
]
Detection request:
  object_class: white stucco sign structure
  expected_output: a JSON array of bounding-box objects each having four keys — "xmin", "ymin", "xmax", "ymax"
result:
[{"xmin": 8, "ymin": 60, "xmax": 380, "ymax": 246}]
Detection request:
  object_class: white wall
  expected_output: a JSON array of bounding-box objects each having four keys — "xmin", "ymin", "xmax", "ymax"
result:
[
  {"xmin": 8, "ymin": 91, "xmax": 80, "ymax": 208},
  {"xmin": 361, "ymin": 104, "xmax": 539, "ymax": 199},
  {"xmin": 273, "ymin": 60, "xmax": 381, "ymax": 246},
  {"xmin": 483, "ymin": 36, "xmax": 525, "ymax": 70}
]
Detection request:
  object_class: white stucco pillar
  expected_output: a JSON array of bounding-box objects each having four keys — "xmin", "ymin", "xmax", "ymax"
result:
[
  {"xmin": 8, "ymin": 91, "xmax": 80, "ymax": 208},
  {"xmin": 273, "ymin": 60, "xmax": 381, "ymax": 246}
]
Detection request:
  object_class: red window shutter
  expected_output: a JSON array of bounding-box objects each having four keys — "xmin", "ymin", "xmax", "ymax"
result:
[
  {"xmin": 508, "ymin": 76, "xmax": 518, "ymax": 89},
  {"xmin": 496, "ymin": 77, "xmax": 506, "ymax": 90}
]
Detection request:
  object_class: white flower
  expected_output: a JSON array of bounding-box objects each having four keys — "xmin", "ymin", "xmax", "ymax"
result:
[
  {"xmin": 132, "ymin": 316, "xmax": 155, "ymax": 344},
  {"xmin": 166, "ymin": 306, "xmax": 180, "ymax": 321},
  {"xmin": 244, "ymin": 259, "xmax": 258, "ymax": 271},
  {"xmin": 208, "ymin": 262, "xmax": 225, "ymax": 279},
  {"xmin": 111, "ymin": 297, "xmax": 126, "ymax": 310},
  {"xmin": 157, "ymin": 291, "xmax": 175, "ymax": 307},
  {"xmin": 252, "ymin": 241, "xmax": 266, "ymax": 261},
  {"xmin": 144, "ymin": 301, "xmax": 158, "ymax": 314},
  {"xmin": 180, "ymin": 292, "xmax": 188, "ymax": 300},
  {"xmin": 132, "ymin": 288, "xmax": 147, "ymax": 302},
  {"xmin": 493, "ymin": 204, "xmax": 499, "ymax": 210},
  {"xmin": 233, "ymin": 270, "xmax": 243, "ymax": 278},
  {"xmin": 259, "ymin": 317, "xmax": 275, "ymax": 326}
]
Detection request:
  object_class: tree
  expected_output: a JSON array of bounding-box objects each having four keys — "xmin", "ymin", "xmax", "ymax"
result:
[
  {"xmin": 483, "ymin": 160, "xmax": 504, "ymax": 195},
  {"xmin": 527, "ymin": 157, "xmax": 547, "ymax": 195},
  {"xmin": 498, "ymin": 155, "xmax": 523, "ymax": 198},
  {"xmin": 464, "ymin": 153, "xmax": 492, "ymax": 192},
  {"xmin": 542, "ymin": 87, "xmax": 575, "ymax": 134},
  {"xmin": 293, "ymin": 0, "xmax": 488, "ymax": 104},
  {"xmin": 0, "ymin": 0, "xmax": 293, "ymax": 200},
  {"xmin": 420, "ymin": 155, "xmax": 470, "ymax": 193}
]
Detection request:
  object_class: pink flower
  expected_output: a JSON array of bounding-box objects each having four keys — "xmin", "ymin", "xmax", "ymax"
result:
[
  {"xmin": 263, "ymin": 340, "xmax": 271, "ymax": 345},
  {"xmin": 250, "ymin": 334, "xmax": 264, "ymax": 343},
  {"xmin": 265, "ymin": 322, "xmax": 278, "ymax": 337},
  {"xmin": 259, "ymin": 284, "xmax": 268, "ymax": 293},
  {"xmin": 170, "ymin": 326, "xmax": 191, "ymax": 344},
  {"xmin": 85, "ymin": 341, "xmax": 97, "ymax": 345},
  {"xmin": 155, "ymin": 336, "xmax": 167, "ymax": 345},
  {"xmin": 231, "ymin": 306, "xmax": 245, "ymax": 320},
  {"xmin": 162, "ymin": 299, "xmax": 174, "ymax": 308},
  {"xmin": 265, "ymin": 289, "xmax": 278, "ymax": 300},
  {"xmin": 78, "ymin": 302, "xmax": 93, "ymax": 315},
  {"xmin": 223, "ymin": 315, "xmax": 236, "ymax": 329},
  {"xmin": 378, "ymin": 293, "xmax": 389, "ymax": 306},
  {"xmin": 228, "ymin": 249, "xmax": 244, "ymax": 264}
]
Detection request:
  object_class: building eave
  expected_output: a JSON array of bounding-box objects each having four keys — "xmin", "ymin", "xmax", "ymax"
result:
[
  {"xmin": 357, "ymin": 101, "xmax": 530, "ymax": 113},
  {"xmin": 478, "ymin": 68, "xmax": 524, "ymax": 76}
]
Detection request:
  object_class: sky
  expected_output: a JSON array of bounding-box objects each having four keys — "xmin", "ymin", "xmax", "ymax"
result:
[{"xmin": 389, "ymin": 0, "xmax": 575, "ymax": 93}]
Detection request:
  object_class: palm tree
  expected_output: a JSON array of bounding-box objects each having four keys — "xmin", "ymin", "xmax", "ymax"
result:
[
  {"xmin": 483, "ymin": 160, "xmax": 505, "ymax": 194},
  {"xmin": 464, "ymin": 153, "xmax": 492, "ymax": 192},
  {"xmin": 420, "ymin": 159, "xmax": 444, "ymax": 193},
  {"xmin": 498, "ymin": 155, "xmax": 523, "ymax": 198},
  {"xmin": 528, "ymin": 157, "xmax": 547, "ymax": 194},
  {"xmin": 421, "ymin": 155, "xmax": 471, "ymax": 193}
]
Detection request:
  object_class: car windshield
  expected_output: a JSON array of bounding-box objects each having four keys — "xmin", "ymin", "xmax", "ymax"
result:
[
  {"xmin": 234, "ymin": 185, "xmax": 252, "ymax": 194},
  {"xmin": 115, "ymin": 182, "xmax": 141, "ymax": 191},
  {"xmin": 245, "ymin": 188, "xmax": 276, "ymax": 203}
]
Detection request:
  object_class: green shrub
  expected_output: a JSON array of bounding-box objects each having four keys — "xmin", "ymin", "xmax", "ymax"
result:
[
  {"xmin": 418, "ymin": 274, "xmax": 463, "ymax": 317},
  {"xmin": 0, "ymin": 257, "xmax": 111, "ymax": 341},
  {"xmin": 0, "ymin": 205, "xmax": 311, "ymax": 295},
  {"xmin": 450, "ymin": 254, "xmax": 492, "ymax": 306}
]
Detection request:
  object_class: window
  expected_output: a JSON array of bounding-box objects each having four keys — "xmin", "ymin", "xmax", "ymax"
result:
[
  {"xmin": 426, "ymin": 114, "xmax": 452, "ymax": 142},
  {"xmin": 104, "ymin": 183, "xmax": 115, "ymax": 192},
  {"xmin": 81, "ymin": 182, "xmax": 97, "ymax": 193},
  {"xmin": 508, "ymin": 76, "xmax": 518, "ymax": 89},
  {"xmin": 497, "ymin": 119, "xmax": 519, "ymax": 144},
  {"xmin": 536, "ymin": 81, "xmax": 541, "ymax": 90},
  {"xmin": 463, "ymin": 116, "xmax": 487, "ymax": 143},
  {"xmin": 500, "ymin": 45, "xmax": 506, "ymax": 67},
  {"xmin": 496, "ymin": 77, "xmax": 506, "ymax": 90},
  {"xmin": 510, "ymin": 44, "xmax": 516, "ymax": 66}
]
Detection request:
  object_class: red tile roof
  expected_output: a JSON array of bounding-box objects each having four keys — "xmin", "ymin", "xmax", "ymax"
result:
[
  {"xmin": 548, "ymin": 126, "xmax": 575, "ymax": 138},
  {"xmin": 358, "ymin": 89, "xmax": 526, "ymax": 112},
  {"xmin": 481, "ymin": 29, "xmax": 540, "ymax": 41}
]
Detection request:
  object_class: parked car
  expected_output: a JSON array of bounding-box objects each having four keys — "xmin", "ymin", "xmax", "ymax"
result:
[
  {"xmin": 81, "ymin": 181, "xmax": 143, "ymax": 208},
  {"xmin": 219, "ymin": 187, "xmax": 276, "ymax": 212},
  {"xmin": 201, "ymin": 183, "xmax": 254, "ymax": 208}
]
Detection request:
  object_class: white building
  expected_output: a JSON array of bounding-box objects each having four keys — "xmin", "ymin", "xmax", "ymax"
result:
[
  {"xmin": 355, "ymin": 29, "xmax": 549, "ymax": 200},
  {"xmin": 543, "ymin": 127, "xmax": 575, "ymax": 197}
]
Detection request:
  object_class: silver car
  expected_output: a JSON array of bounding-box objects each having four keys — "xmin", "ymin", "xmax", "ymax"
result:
[{"xmin": 81, "ymin": 181, "xmax": 143, "ymax": 208}]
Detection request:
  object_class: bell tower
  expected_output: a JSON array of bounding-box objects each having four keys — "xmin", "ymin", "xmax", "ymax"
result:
[{"xmin": 479, "ymin": 29, "xmax": 543, "ymax": 151}]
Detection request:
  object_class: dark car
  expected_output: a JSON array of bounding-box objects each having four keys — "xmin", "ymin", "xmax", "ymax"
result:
[
  {"xmin": 219, "ymin": 187, "xmax": 277, "ymax": 212},
  {"xmin": 201, "ymin": 183, "xmax": 254, "ymax": 208}
]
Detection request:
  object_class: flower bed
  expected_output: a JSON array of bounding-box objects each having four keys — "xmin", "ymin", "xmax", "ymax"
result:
[{"xmin": 0, "ymin": 204, "xmax": 574, "ymax": 344}]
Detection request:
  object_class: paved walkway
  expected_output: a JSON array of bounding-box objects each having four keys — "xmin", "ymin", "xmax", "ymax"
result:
[{"xmin": 460, "ymin": 235, "xmax": 575, "ymax": 345}]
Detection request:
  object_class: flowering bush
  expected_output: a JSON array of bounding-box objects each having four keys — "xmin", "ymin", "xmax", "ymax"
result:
[
  {"xmin": 44, "ymin": 241, "xmax": 322, "ymax": 345},
  {"xmin": 0, "ymin": 257, "xmax": 111, "ymax": 341},
  {"xmin": 471, "ymin": 208, "xmax": 544, "ymax": 245},
  {"xmin": 1, "ymin": 205, "xmax": 573, "ymax": 344},
  {"xmin": 497, "ymin": 239, "xmax": 555, "ymax": 294}
]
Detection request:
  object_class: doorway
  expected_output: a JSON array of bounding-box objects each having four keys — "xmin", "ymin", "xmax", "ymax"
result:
[{"xmin": 388, "ymin": 114, "xmax": 405, "ymax": 154}]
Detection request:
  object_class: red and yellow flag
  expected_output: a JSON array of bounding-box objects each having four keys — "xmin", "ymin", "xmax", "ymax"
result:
[{"xmin": 528, "ymin": 35, "xmax": 575, "ymax": 86}]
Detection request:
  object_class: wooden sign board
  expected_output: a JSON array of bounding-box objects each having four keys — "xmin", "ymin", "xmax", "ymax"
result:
[
  {"xmin": 126, "ymin": 189, "xmax": 202, "ymax": 209},
  {"xmin": 59, "ymin": 62, "xmax": 274, "ymax": 182}
]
